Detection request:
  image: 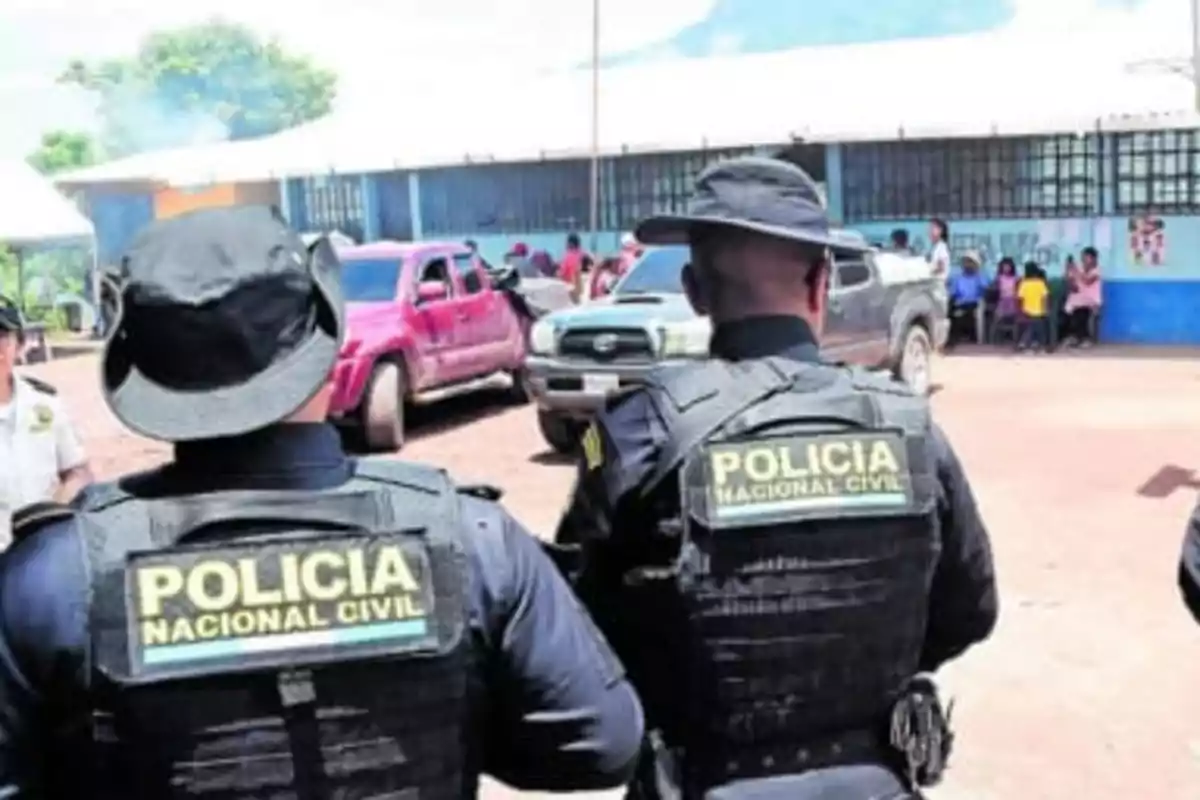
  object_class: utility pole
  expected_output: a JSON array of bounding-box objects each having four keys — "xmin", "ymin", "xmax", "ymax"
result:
[
  {"xmin": 589, "ymin": 0, "xmax": 601, "ymax": 253},
  {"xmin": 1193, "ymin": 0, "xmax": 1200, "ymax": 111}
]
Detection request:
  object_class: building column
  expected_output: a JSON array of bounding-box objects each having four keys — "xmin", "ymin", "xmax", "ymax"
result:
[
  {"xmin": 360, "ymin": 174, "xmax": 381, "ymax": 242},
  {"xmin": 278, "ymin": 178, "xmax": 293, "ymax": 223},
  {"xmin": 1099, "ymin": 133, "xmax": 1116, "ymax": 216},
  {"xmin": 823, "ymin": 144, "xmax": 845, "ymax": 225},
  {"xmin": 408, "ymin": 172, "xmax": 424, "ymax": 240}
]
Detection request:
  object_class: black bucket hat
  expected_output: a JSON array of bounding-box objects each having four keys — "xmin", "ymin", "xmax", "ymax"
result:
[
  {"xmin": 102, "ymin": 206, "xmax": 344, "ymax": 442},
  {"xmin": 636, "ymin": 155, "xmax": 868, "ymax": 254}
]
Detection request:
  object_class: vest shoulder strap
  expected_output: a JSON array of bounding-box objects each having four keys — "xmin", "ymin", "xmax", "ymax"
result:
[
  {"xmin": 642, "ymin": 357, "xmax": 813, "ymax": 497},
  {"xmin": 10, "ymin": 501, "xmax": 75, "ymax": 541}
]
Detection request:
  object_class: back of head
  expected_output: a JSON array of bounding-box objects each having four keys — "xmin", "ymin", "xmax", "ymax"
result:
[
  {"xmin": 102, "ymin": 206, "xmax": 344, "ymax": 443},
  {"xmin": 634, "ymin": 155, "xmax": 867, "ymax": 333},
  {"xmin": 566, "ymin": 232, "xmax": 581, "ymax": 250}
]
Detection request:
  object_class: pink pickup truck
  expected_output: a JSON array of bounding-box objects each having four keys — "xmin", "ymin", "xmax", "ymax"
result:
[{"xmin": 330, "ymin": 241, "xmax": 529, "ymax": 451}]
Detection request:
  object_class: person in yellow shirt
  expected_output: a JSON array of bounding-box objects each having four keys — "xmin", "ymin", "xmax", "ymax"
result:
[{"xmin": 1016, "ymin": 261, "xmax": 1050, "ymax": 352}]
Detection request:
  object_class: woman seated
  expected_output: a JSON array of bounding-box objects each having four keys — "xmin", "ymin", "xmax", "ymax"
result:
[{"xmin": 1063, "ymin": 247, "xmax": 1102, "ymax": 348}]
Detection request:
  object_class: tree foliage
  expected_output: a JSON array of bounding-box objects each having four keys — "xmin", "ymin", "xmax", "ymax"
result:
[
  {"xmin": 26, "ymin": 129, "xmax": 100, "ymax": 175},
  {"xmin": 59, "ymin": 20, "xmax": 337, "ymax": 156}
]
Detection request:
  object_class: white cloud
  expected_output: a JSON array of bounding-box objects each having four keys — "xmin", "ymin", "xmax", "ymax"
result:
[
  {"xmin": 0, "ymin": 0, "xmax": 717, "ymax": 157},
  {"xmin": 1003, "ymin": 0, "xmax": 1190, "ymax": 58},
  {"xmin": 706, "ymin": 32, "xmax": 743, "ymax": 57}
]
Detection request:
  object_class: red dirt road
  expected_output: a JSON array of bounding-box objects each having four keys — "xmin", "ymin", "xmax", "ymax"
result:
[{"xmin": 24, "ymin": 350, "xmax": 1200, "ymax": 800}]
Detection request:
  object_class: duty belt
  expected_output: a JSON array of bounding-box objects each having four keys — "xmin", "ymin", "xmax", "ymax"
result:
[{"xmin": 685, "ymin": 728, "xmax": 891, "ymax": 789}]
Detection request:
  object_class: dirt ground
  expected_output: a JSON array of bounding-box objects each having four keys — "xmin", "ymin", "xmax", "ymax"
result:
[{"xmin": 24, "ymin": 348, "xmax": 1200, "ymax": 800}]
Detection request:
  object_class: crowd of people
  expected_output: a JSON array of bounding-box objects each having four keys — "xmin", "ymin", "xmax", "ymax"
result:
[
  {"xmin": 934, "ymin": 225, "xmax": 1104, "ymax": 353},
  {"xmin": 468, "ymin": 231, "xmax": 645, "ymax": 302}
]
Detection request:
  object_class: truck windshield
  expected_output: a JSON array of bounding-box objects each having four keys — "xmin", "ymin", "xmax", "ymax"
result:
[
  {"xmin": 614, "ymin": 246, "xmax": 689, "ymax": 295},
  {"xmin": 340, "ymin": 258, "xmax": 402, "ymax": 302}
]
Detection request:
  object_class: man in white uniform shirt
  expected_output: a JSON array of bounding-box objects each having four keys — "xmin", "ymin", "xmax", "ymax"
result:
[{"xmin": 0, "ymin": 298, "xmax": 91, "ymax": 546}]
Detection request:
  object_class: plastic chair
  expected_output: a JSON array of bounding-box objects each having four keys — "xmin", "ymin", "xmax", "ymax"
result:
[{"xmin": 990, "ymin": 312, "xmax": 1020, "ymax": 345}]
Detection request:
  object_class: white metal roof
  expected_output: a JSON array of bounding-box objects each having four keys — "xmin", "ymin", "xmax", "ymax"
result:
[
  {"xmin": 55, "ymin": 26, "xmax": 1198, "ymax": 187},
  {"xmin": 0, "ymin": 160, "xmax": 94, "ymax": 245}
]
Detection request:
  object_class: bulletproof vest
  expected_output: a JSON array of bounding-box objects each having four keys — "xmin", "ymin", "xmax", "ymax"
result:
[
  {"xmin": 72, "ymin": 458, "xmax": 471, "ymax": 800},
  {"xmin": 641, "ymin": 357, "xmax": 939, "ymax": 795}
]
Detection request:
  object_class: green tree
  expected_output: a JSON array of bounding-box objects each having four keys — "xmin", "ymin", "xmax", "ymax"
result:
[
  {"xmin": 27, "ymin": 129, "xmax": 100, "ymax": 175},
  {"xmin": 0, "ymin": 246, "xmax": 17, "ymax": 299},
  {"xmin": 59, "ymin": 20, "xmax": 337, "ymax": 156}
]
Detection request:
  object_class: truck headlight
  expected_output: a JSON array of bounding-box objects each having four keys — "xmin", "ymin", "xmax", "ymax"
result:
[
  {"xmin": 529, "ymin": 320, "xmax": 557, "ymax": 355},
  {"xmin": 660, "ymin": 318, "xmax": 712, "ymax": 358}
]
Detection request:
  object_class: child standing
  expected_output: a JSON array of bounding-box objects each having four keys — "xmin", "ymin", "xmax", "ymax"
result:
[
  {"xmin": 995, "ymin": 258, "xmax": 1020, "ymax": 319},
  {"xmin": 1016, "ymin": 261, "xmax": 1050, "ymax": 352}
]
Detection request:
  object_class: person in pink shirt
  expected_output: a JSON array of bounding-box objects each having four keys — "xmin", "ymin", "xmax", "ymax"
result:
[
  {"xmin": 994, "ymin": 257, "xmax": 1019, "ymax": 320},
  {"xmin": 616, "ymin": 232, "xmax": 642, "ymax": 275},
  {"xmin": 588, "ymin": 257, "xmax": 623, "ymax": 299},
  {"xmin": 559, "ymin": 232, "xmax": 589, "ymax": 302},
  {"xmin": 1063, "ymin": 246, "xmax": 1102, "ymax": 347}
]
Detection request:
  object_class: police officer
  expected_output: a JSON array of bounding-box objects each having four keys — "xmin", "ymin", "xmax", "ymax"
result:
[
  {"xmin": 555, "ymin": 157, "xmax": 998, "ymax": 799},
  {"xmin": 0, "ymin": 207, "xmax": 644, "ymax": 798},
  {"xmin": 0, "ymin": 296, "xmax": 91, "ymax": 545},
  {"xmin": 1179, "ymin": 505, "xmax": 1200, "ymax": 622}
]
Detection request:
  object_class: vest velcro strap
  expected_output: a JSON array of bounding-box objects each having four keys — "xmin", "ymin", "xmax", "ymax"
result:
[{"xmin": 277, "ymin": 669, "xmax": 326, "ymax": 800}]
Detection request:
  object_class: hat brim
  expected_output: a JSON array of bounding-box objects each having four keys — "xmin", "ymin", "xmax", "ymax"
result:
[
  {"xmin": 636, "ymin": 214, "xmax": 871, "ymax": 255},
  {"xmin": 102, "ymin": 240, "xmax": 345, "ymax": 443}
]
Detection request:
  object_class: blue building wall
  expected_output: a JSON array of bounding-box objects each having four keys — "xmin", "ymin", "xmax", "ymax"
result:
[
  {"xmin": 83, "ymin": 130, "xmax": 1200, "ymax": 345},
  {"xmin": 85, "ymin": 191, "xmax": 155, "ymax": 267},
  {"xmin": 853, "ymin": 217, "xmax": 1200, "ymax": 344}
]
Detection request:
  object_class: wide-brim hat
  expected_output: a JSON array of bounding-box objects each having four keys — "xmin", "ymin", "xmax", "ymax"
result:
[
  {"xmin": 636, "ymin": 156, "xmax": 869, "ymax": 255},
  {"xmin": 102, "ymin": 207, "xmax": 345, "ymax": 442}
]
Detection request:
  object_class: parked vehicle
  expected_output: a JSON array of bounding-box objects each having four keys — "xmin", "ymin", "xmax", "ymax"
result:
[
  {"xmin": 486, "ymin": 257, "xmax": 575, "ymax": 317},
  {"xmin": 330, "ymin": 241, "xmax": 529, "ymax": 452},
  {"xmin": 525, "ymin": 243, "xmax": 949, "ymax": 453}
]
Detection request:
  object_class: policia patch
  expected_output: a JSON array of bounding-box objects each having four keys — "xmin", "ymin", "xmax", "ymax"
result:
[
  {"xmin": 685, "ymin": 431, "xmax": 917, "ymax": 528},
  {"xmin": 124, "ymin": 534, "xmax": 439, "ymax": 678}
]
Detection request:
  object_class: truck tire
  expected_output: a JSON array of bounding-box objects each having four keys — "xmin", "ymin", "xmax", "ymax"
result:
[
  {"xmin": 361, "ymin": 361, "xmax": 406, "ymax": 452},
  {"xmin": 538, "ymin": 409, "xmax": 581, "ymax": 455},
  {"xmin": 896, "ymin": 324, "xmax": 933, "ymax": 396},
  {"xmin": 507, "ymin": 367, "xmax": 532, "ymax": 405}
]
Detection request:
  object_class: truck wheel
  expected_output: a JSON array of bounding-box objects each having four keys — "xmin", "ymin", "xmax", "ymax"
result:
[
  {"xmin": 361, "ymin": 362, "xmax": 406, "ymax": 452},
  {"xmin": 538, "ymin": 410, "xmax": 581, "ymax": 455},
  {"xmin": 507, "ymin": 367, "xmax": 532, "ymax": 405},
  {"xmin": 897, "ymin": 324, "xmax": 933, "ymax": 396}
]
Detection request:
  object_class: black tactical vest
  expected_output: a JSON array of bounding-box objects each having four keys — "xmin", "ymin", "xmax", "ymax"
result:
[
  {"xmin": 71, "ymin": 458, "xmax": 472, "ymax": 800},
  {"xmin": 639, "ymin": 358, "xmax": 939, "ymax": 796}
]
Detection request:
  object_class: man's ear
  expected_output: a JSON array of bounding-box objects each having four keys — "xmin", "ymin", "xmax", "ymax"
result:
[
  {"xmin": 682, "ymin": 262, "xmax": 710, "ymax": 316},
  {"xmin": 806, "ymin": 257, "xmax": 830, "ymax": 315}
]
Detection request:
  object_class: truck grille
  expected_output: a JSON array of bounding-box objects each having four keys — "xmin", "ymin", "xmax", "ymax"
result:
[{"xmin": 559, "ymin": 328, "xmax": 655, "ymax": 361}]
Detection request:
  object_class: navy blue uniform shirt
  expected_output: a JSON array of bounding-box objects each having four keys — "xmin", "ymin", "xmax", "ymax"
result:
[
  {"xmin": 557, "ymin": 315, "xmax": 999, "ymax": 672},
  {"xmin": 0, "ymin": 423, "xmax": 643, "ymax": 797},
  {"xmin": 1180, "ymin": 500, "xmax": 1200, "ymax": 623}
]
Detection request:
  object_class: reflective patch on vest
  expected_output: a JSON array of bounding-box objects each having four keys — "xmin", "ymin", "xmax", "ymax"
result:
[
  {"xmin": 684, "ymin": 431, "xmax": 918, "ymax": 528},
  {"xmin": 581, "ymin": 423, "xmax": 604, "ymax": 471},
  {"xmin": 124, "ymin": 534, "xmax": 439, "ymax": 679}
]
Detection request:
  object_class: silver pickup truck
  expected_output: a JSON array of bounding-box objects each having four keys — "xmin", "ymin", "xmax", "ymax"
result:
[{"xmin": 525, "ymin": 245, "xmax": 948, "ymax": 453}]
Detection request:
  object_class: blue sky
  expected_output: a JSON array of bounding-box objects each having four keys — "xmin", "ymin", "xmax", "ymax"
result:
[{"xmin": 0, "ymin": 0, "xmax": 1172, "ymax": 159}]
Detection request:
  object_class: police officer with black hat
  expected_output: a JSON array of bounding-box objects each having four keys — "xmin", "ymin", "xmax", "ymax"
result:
[
  {"xmin": 555, "ymin": 157, "xmax": 998, "ymax": 799},
  {"xmin": 0, "ymin": 206, "xmax": 644, "ymax": 798}
]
